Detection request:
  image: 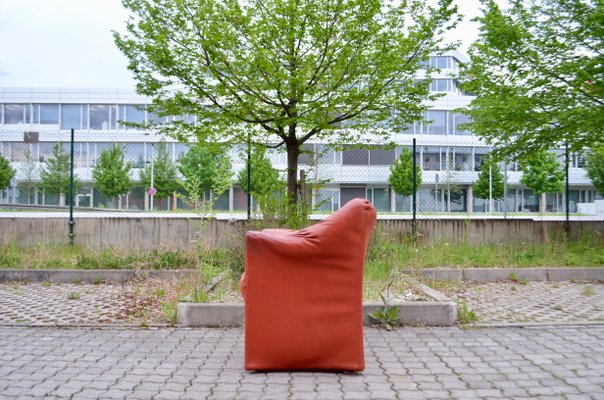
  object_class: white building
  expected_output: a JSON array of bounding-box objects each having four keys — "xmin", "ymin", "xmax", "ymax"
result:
[{"xmin": 0, "ymin": 52, "xmax": 599, "ymax": 213}]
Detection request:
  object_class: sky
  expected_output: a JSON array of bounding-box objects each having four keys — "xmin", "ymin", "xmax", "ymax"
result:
[{"xmin": 0, "ymin": 0, "xmax": 484, "ymax": 89}]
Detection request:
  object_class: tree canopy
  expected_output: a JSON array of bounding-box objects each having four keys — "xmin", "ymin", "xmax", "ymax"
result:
[
  {"xmin": 473, "ymin": 156, "xmax": 504, "ymax": 200},
  {"xmin": 92, "ymin": 144, "xmax": 133, "ymax": 206},
  {"xmin": 584, "ymin": 146, "xmax": 604, "ymax": 197},
  {"xmin": 460, "ymin": 0, "xmax": 604, "ymax": 160},
  {"xmin": 0, "ymin": 154, "xmax": 15, "ymax": 191},
  {"xmin": 115, "ymin": 0, "xmax": 459, "ymax": 205},
  {"xmin": 40, "ymin": 143, "xmax": 80, "ymax": 205},
  {"xmin": 139, "ymin": 140, "xmax": 179, "ymax": 200},
  {"xmin": 178, "ymin": 143, "xmax": 233, "ymax": 209},
  {"xmin": 520, "ymin": 150, "xmax": 564, "ymax": 213},
  {"xmin": 388, "ymin": 148, "xmax": 422, "ymax": 197}
]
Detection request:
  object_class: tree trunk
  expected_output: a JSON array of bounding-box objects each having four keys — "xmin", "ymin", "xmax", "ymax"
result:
[
  {"xmin": 285, "ymin": 138, "xmax": 300, "ymax": 209},
  {"xmin": 59, "ymin": 192, "xmax": 65, "ymax": 207},
  {"xmin": 539, "ymin": 192, "xmax": 546, "ymax": 214}
]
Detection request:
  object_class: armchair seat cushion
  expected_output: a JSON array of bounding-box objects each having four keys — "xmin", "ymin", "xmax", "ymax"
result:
[{"xmin": 240, "ymin": 198, "xmax": 376, "ymax": 371}]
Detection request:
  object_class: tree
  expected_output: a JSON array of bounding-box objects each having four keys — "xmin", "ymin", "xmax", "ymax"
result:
[
  {"xmin": 92, "ymin": 144, "xmax": 133, "ymax": 208},
  {"xmin": 460, "ymin": 0, "xmax": 604, "ymax": 160},
  {"xmin": 0, "ymin": 154, "xmax": 16, "ymax": 195},
  {"xmin": 388, "ymin": 148, "xmax": 422, "ymax": 211},
  {"xmin": 178, "ymin": 143, "xmax": 233, "ymax": 210},
  {"xmin": 40, "ymin": 142, "xmax": 80, "ymax": 206},
  {"xmin": 473, "ymin": 156, "xmax": 504, "ymax": 212},
  {"xmin": 115, "ymin": 0, "xmax": 459, "ymax": 209},
  {"xmin": 139, "ymin": 140, "xmax": 179, "ymax": 209},
  {"xmin": 237, "ymin": 147, "xmax": 283, "ymax": 215},
  {"xmin": 520, "ymin": 150, "xmax": 564, "ymax": 213},
  {"xmin": 17, "ymin": 149, "xmax": 39, "ymax": 205},
  {"xmin": 584, "ymin": 145, "xmax": 604, "ymax": 197}
]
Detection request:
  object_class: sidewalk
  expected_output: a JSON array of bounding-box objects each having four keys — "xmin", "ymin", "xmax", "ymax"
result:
[
  {"xmin": 1, "ymin": 325, "xmax": 603, "ymax": 399},
  {"xmin": 0, "ymin": 277, "xmax": 603, "ymax": 399}
]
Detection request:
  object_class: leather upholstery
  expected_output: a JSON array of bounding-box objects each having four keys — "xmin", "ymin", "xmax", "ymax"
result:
[{"xmin": 240, "ymin": 198, "xmax": 377, "ymax": 371}]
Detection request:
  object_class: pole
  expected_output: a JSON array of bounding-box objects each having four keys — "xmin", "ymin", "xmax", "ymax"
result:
[
  {"xmin": 412, "ymin": 138, "xmax": 417, "ymax": 244},
  {"xmin": 565, "ymin": 143, "xmax": 570, "ymax": 236},
  {"xmin": 247, "ymin": 132, "xmax": 251, "ymax": 220},
  {"xmin": 503, "ymin": 160, "xmax": 508, "ymax": 220},
  {"xmin": 489, "ymin": 163, "xmax": 493, "ymax": 214},
  {"xmin": 150, "ymin": 143, "xmax": 154, "ymax": 211},
  {"xmin": 69, "ymin": 128, "xmax": 75, "ymax": 245}
]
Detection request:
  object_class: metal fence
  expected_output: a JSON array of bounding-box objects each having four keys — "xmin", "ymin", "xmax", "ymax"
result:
[{"xmin": 0, "ymin": 130, "xmax": 600, "ymax": 217}]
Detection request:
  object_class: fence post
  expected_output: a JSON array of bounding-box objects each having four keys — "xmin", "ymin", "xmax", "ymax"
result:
[
  {"xmin": 69, "ymin": 128, "xmax": 75, "ymax": 245},
  {"xmin": 412, "ymin": 138, "xmax": 417, "ymax": 244}
]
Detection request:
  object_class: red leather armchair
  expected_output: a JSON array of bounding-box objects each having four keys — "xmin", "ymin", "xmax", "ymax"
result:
[{"xmin": 240, "ymin": 198, "xmax": 377, "ymax": 371}]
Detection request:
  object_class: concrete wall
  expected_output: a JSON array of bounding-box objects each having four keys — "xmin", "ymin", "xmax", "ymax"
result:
[{"xmin": 1, "ymin": 217, "xmax": 602, "ymax": 249}]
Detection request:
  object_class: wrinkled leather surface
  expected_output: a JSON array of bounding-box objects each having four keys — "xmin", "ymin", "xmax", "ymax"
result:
[{"xmin": 240, "ymin": 198, "xmax": 377, "ymax": 371}]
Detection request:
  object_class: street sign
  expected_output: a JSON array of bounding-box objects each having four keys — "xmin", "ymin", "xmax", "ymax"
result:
[{"xmin": 148, "ymin": 187, "xmax": 157, "ymax": 196}]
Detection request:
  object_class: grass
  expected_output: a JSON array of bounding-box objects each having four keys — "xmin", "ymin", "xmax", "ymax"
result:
[
  {"xmin": 365, "ymin": 229, "xmax": 604, "ymax": 271},
  {"xmin": 0, "ymin": 242, "xmax": 199, "ymax": 271}
]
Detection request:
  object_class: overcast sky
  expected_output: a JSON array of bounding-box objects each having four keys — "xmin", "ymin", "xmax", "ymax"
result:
[{"xmin": 0, "ymin": 0, "xmax": 484, "ymax": 89}]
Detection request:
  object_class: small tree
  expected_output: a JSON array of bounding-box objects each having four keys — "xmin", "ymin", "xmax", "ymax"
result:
[
  {"xmin": 40, "ymin": 142, "xmax": 80, "ymax": 206},
  {"xmin": 237, "ymin": 147, "xmax": 283, "ymax": 217},
  {"xmin": 92, "ymin": 144, "xmax": 133, "ymax": 209},
  {"xmin": 584, "ymin": 146, "xmax": 604, "ymax": 197},
  {"xmin": 178, "ymin": 143, "xmax": 233, "ymax": 211},
  {"xmin": 520, "ymin": 150, "xmax": 564, "ymax": 214},
  {"xmin": 139, "ymin": 140, "xmax": 179, "ymax": 210},
  {"xmin": 0, "ymin": 154, "xmax": 16, "ymax": 190},
  {"xmin": 17, "ymin": 149, "xmax": 39, "ymax": 205},
  {"xmin": 388, "ymin": 148, "xmax": 422, "ymax": 211},
  {"xmin": 473, "ymin": 156, "xmax": 504, "ymax": 212}
]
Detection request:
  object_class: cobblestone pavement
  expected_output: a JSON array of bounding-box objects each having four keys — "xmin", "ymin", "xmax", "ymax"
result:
[
  {"xmin": 0, "ymin": 325, "xmax": 603, "ymax": 399},
  {"xmin": 0, "ymin": 283, "xmax": 159, "ymax": 326},
  {"xmin": 447, "ymin": 281, "xmax": 604, "ymax": 325}
]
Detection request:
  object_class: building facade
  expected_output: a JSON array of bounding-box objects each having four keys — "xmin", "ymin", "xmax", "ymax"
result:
[{"xmin": 0, "ymin": 52, "xmax": 600, "ymax": 214}]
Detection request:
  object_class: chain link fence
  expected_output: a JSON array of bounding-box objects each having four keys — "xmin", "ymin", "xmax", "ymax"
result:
[{"xmin": 0, "ymin": 130, "xmax": 601, "ymax": 217}]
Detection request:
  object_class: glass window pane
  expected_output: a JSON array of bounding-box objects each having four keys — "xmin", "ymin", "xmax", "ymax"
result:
[
  {"xmin": 340, "ymin": 187, "xmax": 366, "ymax": 206},
  {"xmin": 61, "ymin": 105, "xmax": 81, "ymax": 129},
  {"xmin": 123, "ymin": 105, "xmax": 145, "ymax": 126},
  {"xmin": 4, "ymin": 104, "xmax": 26, "ymax": 124},
  {"xmin": 89, "ymin": 105, "xmax": 110, "ymax": 130},
  {"xmin": 40, "ymin": 104, "xmax": 59, "ymax": 124},
  {"xmin": 110, "ymin": 105, "xmax": 117, "ymax": 129},
  {"xmin": 454, "ymin": 113, "xmax": 471, "ymax": 135},
  {"xmin": 427, "ymin": 111, "xmax": 446, "ymax": 135},
  {"xmin": 454, "ymin": 147, "xmax": 472, "ymax": 171},
  {"xmin": 474, "ymin": 147, "xmax": 490, "ymax": 171},
  {"xmin": 370, "ymin": 148, "xmax": 395, "ymax": 165},
  {"xmin": 432, "ymin": 56, "xmax": 449, "ymax": 69},
  {"xmin": 422, "ymin": 146, "xmax": 441, "ymax": 171},
  {"xmin": 342, "ymin": 146, "xmax": 368, "ymax": 165}
]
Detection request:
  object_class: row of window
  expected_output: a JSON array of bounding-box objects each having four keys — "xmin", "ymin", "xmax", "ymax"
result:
[
  {"xmin": 0, "ymin": 141, "xmax": 588, "ymax": 173},
  {"xmin": 419, "ymin": 56, "xmax": 461, "ymax": 71},
  {"xmin": 0, "ymin": 103, "xmax": 196, "ymax": 129}
]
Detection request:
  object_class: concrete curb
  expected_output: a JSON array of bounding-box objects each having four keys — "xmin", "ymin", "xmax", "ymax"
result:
[
  {"xmin": 415, "ymin": 267, "xmax": 604, "ymax": 282},
  {"xmin": 176, "ymin": 301, "xmax": 458, "ymax": 328},
  {"xmin": 0, "ymin": 269, "xmax": 197, "ymax": 283},
  {"xmin": 177, "ymin": 278, "xmax": 458, "ymax": 328}
]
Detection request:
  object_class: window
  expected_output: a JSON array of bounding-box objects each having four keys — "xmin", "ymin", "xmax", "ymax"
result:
[
  {"xmin": 340, "ymin": 187, "xmax": 366, "ymax": 206},
  {"xmin": 89, "ymin": 105, "xmax": 111, "ymax": 130},
  {"xmin": 61, "ymin": 105, "xmax": 82, "ymax": 129},
  {"xmin": 342, "ymin": 146, "xmax": 368, "ymax": 165},
  {"xmin": 120, "ymin": 105, "xmax": 145, "ymax": 128},
  {"xmin": 39, "ymin": 104, "xmax": 59, "ymax": 124},
  {"xmin": 422, "ymin": 147, "xmax": 441, "ymax": 171},
  {"xmin": 449, "ymin": 113, "xmax": 471, "ymax": 135},
  {"xmin": 425, "ymin": 110, "xmax": 447, "ymax": 135},
  {"xmin": 61, "ymin": 104, "xmax": 88, "ymax": 129},
  {"xmin": 4, "ymin": 104, "xmax": 30, "ymax": 124},
  {"xmin": 474, "ymin": 147, "xmax": 490, "ymax": 171},
  {"xmin": 369, "ymin": 147, "xmax": 395, "ymax": 165},
  {"xmin": 431, "ymin": 79, "xmax": 452, "ymax": 92},
  {"xmin": 431, "ymin": 56, "xmax": 450, "ymax": 69},
  {"xmin": 453, "ymin": 147, "xmax": 472, "ymax": 171}
]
